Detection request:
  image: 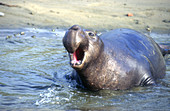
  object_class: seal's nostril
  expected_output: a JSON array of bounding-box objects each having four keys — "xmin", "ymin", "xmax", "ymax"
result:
[{"xmin": 70, "ymin": 25, "xmax": 81, "ymax": 31}]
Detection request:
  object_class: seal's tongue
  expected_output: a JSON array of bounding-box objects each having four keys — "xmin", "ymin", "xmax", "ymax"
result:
[
  {"xmin": 71, "ymin": 49, "xmax": 80, "ymax": 65},
  {"xmin": 71, "ymin": 47, "xmax": 84, "ymax": 66},
  {"xmin": 73, "ymin": 51, "xmax": 78, "ymax": 63}
]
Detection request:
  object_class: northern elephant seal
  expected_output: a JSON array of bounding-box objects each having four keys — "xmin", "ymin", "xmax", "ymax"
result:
[{"xmin": 63, "ymin": 25, "xmax": 168, "ymax": 91}]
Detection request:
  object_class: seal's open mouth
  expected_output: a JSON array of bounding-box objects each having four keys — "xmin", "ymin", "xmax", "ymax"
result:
[{"xmin": 69, "ymin": 46, "xmax": 85, "ymax": 67}]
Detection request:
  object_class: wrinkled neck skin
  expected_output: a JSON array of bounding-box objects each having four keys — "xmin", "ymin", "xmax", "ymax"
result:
[
  {"xmin": 81, "ymin": 38, "xmax": 104, "ymax": 70},
  {"xmin": 78, "ymin": 42, "xmax": 104, "ymax": 71},
  {"xmin": 75, "ymin": 43, "xmax": 106, "ymax": 90}
]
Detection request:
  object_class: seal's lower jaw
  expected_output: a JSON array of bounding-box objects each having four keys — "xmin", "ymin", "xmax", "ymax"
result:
[{"xmin": 69, "ymin": 47, "xmax": 86, "ymax": 70}]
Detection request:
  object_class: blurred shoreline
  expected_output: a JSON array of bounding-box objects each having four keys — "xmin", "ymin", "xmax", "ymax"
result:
[{"xmin": 0, "ymin": 0, "xmax": 170, "ymax": 33}]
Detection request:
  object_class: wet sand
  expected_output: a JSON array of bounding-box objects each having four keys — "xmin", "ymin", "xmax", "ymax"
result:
[{"xmin": 0, "ymin": 0, "xmax": 170, "ymax": 33}]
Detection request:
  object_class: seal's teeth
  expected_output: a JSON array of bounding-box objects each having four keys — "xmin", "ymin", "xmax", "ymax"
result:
[
  {"xmin": 79, "ymin": 60, "xmax": 82, "ymax": 65},
  {"xmin": 76, "ymin": 60, "xmax": 81, "ymax": 65},
  {"xmin": 71, "ymin": 60, "xmax": 74, "ymax": 64},
  {"xmin": 70, "ymin": 60, "xmax": 82, "ymax": 66},
  {"xmin": 69, "ymin": 53, "xmax": 73, "ymax": 60},
  {"xmin": 79, "ymin": 60, "xmax": 82, "ymax": 64}
]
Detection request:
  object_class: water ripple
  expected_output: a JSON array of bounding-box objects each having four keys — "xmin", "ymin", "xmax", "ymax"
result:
[{"xmin": 0, "ymin": 28, "xmax": 169, "ymax": 110}]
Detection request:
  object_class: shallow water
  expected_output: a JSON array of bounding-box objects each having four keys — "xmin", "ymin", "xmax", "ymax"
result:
[{"xmin": 0, "ymin": 28, "xmax": 169, "ymax": 110}]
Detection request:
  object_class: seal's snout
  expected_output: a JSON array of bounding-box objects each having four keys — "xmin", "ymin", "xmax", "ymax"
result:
[
  {"xmin": 63, "ymin": 25, "xmax": 82, "ymax": 53},
  {"xmin": 63, "ymin": 25, "xmax": 88, "ymax": 53},
  {"xmin": 69, "ymin": 25, "xmax": 81, "ymax": 31},
  {"xmin": 63, "ymin": 25, "xmax": 89, "ymax": 68}
]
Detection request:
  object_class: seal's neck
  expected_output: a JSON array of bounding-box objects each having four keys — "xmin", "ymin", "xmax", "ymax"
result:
[
  {"xmin": 79, "ymin": 41, "xmax": 104, "ymax": 72},
  {"xmin": 76, "ymin": 44, "xmax": 105, "ymax": 90}
]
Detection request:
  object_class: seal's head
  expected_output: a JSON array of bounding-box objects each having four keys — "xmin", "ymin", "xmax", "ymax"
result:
[{"xmin": 63, "ymin": 25, "xmax": 103, "ymax": 70}]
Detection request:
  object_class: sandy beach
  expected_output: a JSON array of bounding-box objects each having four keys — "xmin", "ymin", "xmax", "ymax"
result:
[{"xmin": 0, "ymin": 0, "xmax": 170, "ymax": 33}]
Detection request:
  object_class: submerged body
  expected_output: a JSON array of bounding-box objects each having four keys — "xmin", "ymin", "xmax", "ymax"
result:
[{"xmin": 63, "ymin": 25, "xmax": 167, "ymax": 91}]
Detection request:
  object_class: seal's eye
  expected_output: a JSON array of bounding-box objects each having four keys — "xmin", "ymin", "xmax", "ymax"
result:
[{"xmin": 88, "ymin": 32, "xmax": 95, "ymax": 37}]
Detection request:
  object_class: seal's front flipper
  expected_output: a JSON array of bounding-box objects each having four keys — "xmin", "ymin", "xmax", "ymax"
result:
[{"xmin": 139, "ymin": 75, "xmax": 156, "ymax": 86}]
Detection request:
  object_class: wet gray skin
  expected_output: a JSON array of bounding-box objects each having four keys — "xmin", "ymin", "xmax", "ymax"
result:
[{"xmin": 63, "ymin": 25, "xmax": 167, "ymax": 91}]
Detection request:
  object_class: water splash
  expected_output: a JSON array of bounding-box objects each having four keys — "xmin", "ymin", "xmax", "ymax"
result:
[{"xmin": 35, "ymin": 84, "xmax": 71, "ymax": 105}]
